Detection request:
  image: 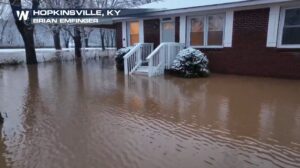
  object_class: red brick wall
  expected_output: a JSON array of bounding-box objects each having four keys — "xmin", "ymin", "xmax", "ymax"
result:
[{"xmin": 201, "ymin": 8, "xmax": 300, "ymax": 79}]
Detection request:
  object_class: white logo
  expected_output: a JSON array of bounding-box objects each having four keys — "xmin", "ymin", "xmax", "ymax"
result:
[{"xmin": 16, "ymin": 11, "xmax": 30, "ymax": 21}]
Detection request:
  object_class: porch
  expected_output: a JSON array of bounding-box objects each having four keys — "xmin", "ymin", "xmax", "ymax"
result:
[
  {"xmin": 120, "ymin": 17, "xmax": 186, "ymax": 76},
  {"xmin": 118, "ymin": 11, "xmax": 233, "ymax": 76},
  {"xmin": 123, "ymin": 42, "xmax": 184, "ymax": 77}
]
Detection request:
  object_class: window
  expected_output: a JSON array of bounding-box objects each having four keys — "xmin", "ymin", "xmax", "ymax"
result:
[
  {"xmin": 208, "ymin": 15, "xmax": 225, "ymax": 46},
  {"xmin": 128, "ymin": 21, "xmax": 139, "ymax": 46},
  {"xmin": 188, "ymin": 14, "xmax": 225, "ymax": 47},
  {"xmin": 279, "ymin": 7, "xmax": 300, "ymax": 47},
  {"xmin": 190, "ymin": 17, "xmax": 204, "ymax": 45}
]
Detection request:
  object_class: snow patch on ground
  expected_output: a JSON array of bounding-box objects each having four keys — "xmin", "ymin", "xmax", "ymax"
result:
[{"xmin": 0, "ymin": 48, "xmax": 116, "ymax": 65}]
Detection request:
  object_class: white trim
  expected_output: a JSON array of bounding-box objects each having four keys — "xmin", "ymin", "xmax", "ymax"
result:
[
  {"xmin": 267, "ymin": 5, "xmax": 281, "ymax": 47},
  {"xmin": 277, "ymin": 44, "xmax": 300, "ymax": 48},
  {"xmin": 204, "ymin": 15, "xmax": 208, "ymax": 46},
  {"xmin": 139, "ymin": 19, "xmax": 144, "ymax": 43},
  {"xmin": 224, "ymin": 10, "xmax": 234, "ymax": 47},
  {"xmin": 277, "ymin": 6, "xmax": 300, "ymax": 48},
  {"xmin": 122, "ymin": 21, "xmax": 127, "ymax": 47},
  {"xmin": 179, "ymin": 15, "xmax": 187, "ymax": 45}
]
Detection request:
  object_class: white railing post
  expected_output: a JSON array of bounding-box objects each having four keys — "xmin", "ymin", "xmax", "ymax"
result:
[
  {"xmin": 124, "ymin": 58, "xmax": 128, "ymax": 74},
  {"xmin": 123, "ymin": 43, "xmax": 155, "ymax": 75},
  {"xmin": 148, "ymin": 58, "xmax": 153, "ymax": 77},
  {"xmin": 146, "ymin": 42, "xmax": 184, "ymax": 77},
  {"xmin": 167, "ymin": 44, "xmax": 171, "ymax": 69},
  {"xmin": 138, "ymin": 45, "xmax": 142, "ymax": 64}
]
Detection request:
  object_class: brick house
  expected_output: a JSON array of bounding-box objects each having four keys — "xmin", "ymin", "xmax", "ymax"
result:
[{"xmin": 114, "ymin": 0, "xmax": 300, "ymax": 78}]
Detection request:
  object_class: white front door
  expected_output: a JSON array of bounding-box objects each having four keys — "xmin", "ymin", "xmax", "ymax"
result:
[{"xmin": 161, "ymin": 21, "xmax": 175, "ymax": 42}]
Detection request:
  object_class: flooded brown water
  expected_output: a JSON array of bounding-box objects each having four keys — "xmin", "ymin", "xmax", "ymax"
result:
[{"xmin": 0, "ymin": 58, "xmax": 300, "ymax": 168}]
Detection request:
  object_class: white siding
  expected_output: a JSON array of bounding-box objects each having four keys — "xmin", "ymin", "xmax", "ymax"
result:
[
  {"xmin": 179, "ymin": 15, "xmax": 187, "ymax": 45},
  {"xmin": 122, "ymin": 21, "xmax": 127, "ymax": 47},
  {"xmin": 139, "ymin": 19, "xmax": 144, "ymax": 43}
]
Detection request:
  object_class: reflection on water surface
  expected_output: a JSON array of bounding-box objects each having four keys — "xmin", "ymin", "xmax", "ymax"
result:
[{"xmin": 0, "ymin": 58, "xmax": 300, "ymax": 168}]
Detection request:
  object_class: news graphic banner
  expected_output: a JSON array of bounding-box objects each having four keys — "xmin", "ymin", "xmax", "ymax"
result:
[{"xmin": 15, "ymin": 9, "xmax": 152, "ymax": 24}]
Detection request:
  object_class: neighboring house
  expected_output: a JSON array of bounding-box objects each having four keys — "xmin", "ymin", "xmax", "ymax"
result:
[{"xmin": 113, "ymin": 0, "xmax": 300, "ymax": 78}]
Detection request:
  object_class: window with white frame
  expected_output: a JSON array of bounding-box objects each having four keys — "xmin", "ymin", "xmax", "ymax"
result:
[
  {"xmin": 279, "ymin": 7, "xmax": 300, "ymax": 47},
  {"xmin": 127, "ymin": 21, "xmax": 139, "ymax": 46},
  {"xmin": 188, "ymin": 14, "xmax": 225, "ymax": 47}
]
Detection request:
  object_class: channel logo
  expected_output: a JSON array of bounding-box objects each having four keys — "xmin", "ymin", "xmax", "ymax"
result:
[{"xmin": 16, "ymin": 10, "xmax": 30, "ymax": 21}]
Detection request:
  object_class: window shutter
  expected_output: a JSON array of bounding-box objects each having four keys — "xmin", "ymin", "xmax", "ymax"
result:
[
  {"xmin": 267, "ymin": 5, "xmax": 280, "ymax": 47},
  {"xmin": 224, "ymin": 10, "xmax": 234, "ymax": 47}
]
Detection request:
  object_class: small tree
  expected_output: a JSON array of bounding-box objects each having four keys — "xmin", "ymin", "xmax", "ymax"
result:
[
  {"xmin": 61, "ymin": 0, "xmax": 86, "ymax": 57},
  {"xmin": 40, "ymin": 0, "xmax": 66, "ymax": 50},
  {"xmin": 61, "ymin": 29, "xmax": 71, "ymax": 48},
  {"xmin": 9, "ymin": 0, "xmax": 39, "ymax": 64}
]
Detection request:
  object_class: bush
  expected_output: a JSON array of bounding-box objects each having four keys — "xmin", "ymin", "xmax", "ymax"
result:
[
  {"xmin": 169, "ymin": 47, "xmax": 210, "ymax": 78},
  {"xmin": 115, "ymin": 47, "xmax": 132, "ymax": 71}
]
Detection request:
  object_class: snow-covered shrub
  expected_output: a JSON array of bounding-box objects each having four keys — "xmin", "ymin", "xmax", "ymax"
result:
[
  {"xmin": 115, "ymin": 47, "xmax": 132, "ymax": 71},
  {"xmin": 169, "ymin": 47, "xmax": 209, "ymax": 78}
]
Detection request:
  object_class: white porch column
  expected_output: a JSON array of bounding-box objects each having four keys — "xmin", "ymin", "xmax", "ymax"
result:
[
  {"xmin": 139, "ymin": 19, "xmax": 144, "ymax": 43},
  {"xmin": 267, "ymin": 5, "xmax": 280, "ymax": 47},
  {"xmin": 179, "ymin": 15, "xmax": 187, "ymax": 45},
  {"xmin": 122, "ymin": 21, "xmax": 127, "ymax": 47}
]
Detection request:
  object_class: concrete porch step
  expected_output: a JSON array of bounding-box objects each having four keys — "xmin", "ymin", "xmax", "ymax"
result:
[{"xmin": 134, "ymin": 66, "xmax": 149, "ymax": 75}]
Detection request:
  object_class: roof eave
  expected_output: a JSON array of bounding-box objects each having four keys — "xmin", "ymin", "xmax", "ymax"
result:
[
  {"xmin": 140, "ymin": 0, "xmax": 294, "ymax": 16},
  {"xmin": 113, "ymin": 0, "xmax": 295, "ymax": 22}
]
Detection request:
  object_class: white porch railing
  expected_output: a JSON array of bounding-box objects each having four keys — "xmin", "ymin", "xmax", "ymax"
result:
[
  {"xmin": 146, "ymin": 42, "xmax": 184, "ymax": 77},
  {"xmin": 124, "ymin": 43, "xmax": 153, "ymax": 75}
]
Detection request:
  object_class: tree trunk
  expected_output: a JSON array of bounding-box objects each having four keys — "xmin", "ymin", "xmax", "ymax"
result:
[
  {"xmin": 20, "ymin": 27, "xmax": 38, "ymax": 64},
  {"xmin": 9, "ymin": 0, "xmax": 38, "ymax": 64},
  {"xmin": 85, "ymin": 38, "xmax": 89, "ymax": 48},
  {"xmin": 65, "ymin": 40, "xmax": 69, "ymax": 48},
  {"xmin": 53, "ymin": 29, "xmax": 62, "ymax": 50},
  {"xmin": 74, "ymin": 27, "xmax": 82, "ymax": 58},
  {"xmin": 100, "ymin": 29, "xmax": 105, "ymax": 51}
]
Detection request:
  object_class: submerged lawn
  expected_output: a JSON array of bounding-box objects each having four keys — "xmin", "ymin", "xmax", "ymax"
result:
[{"xmin": 0, "ymin": 57, "xmax": 300, "ymax": 168}]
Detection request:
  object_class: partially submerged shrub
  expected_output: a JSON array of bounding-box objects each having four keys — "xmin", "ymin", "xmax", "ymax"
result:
[
  {"xmin": 169, "ymin": 47, "xmax": 209, "ymax": 78},
  {"xmin": 115, "ymin": 47, "xmax": 132, "ymax": 71}
]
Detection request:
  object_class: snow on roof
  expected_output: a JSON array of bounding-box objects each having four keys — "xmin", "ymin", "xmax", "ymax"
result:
[{"xmin": 140, "ymin": 0, "xmax": 248, "ymax": 10}]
